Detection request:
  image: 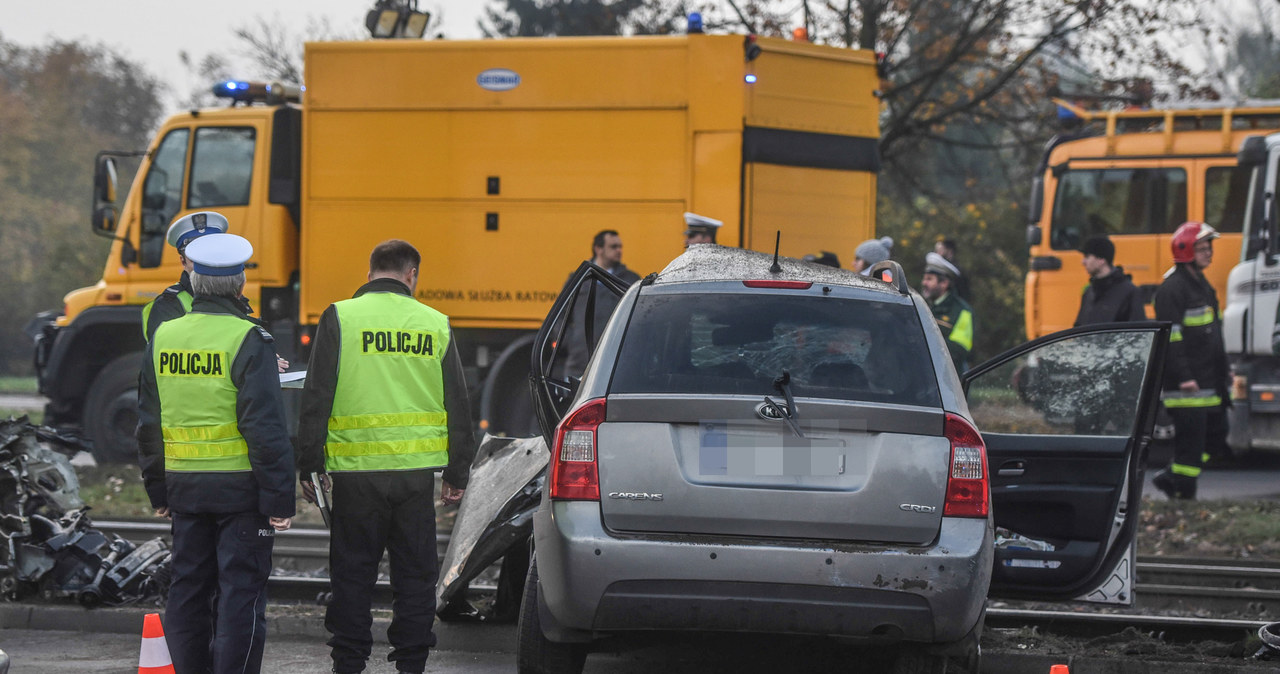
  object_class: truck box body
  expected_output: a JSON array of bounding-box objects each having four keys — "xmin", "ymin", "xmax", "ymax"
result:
[{"xmin": 299, "ymin": 36, "xmax": 879, "ymax": 327}]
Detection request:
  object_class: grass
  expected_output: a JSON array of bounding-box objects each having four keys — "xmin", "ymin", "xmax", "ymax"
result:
[
  {"xmin": 1138, "ymin": 497, "xmax": 1280, "ymax": 558},
  {"xmin": 1, "ymin": 409, "xmax": 43, "ymax": 424},
  {"xmin": 73, "ymin": 464, "xmax": 344, "ymax": 528},
  {"xmin": 0, "ymin": 377, "xmax": 38, "ymax": 394}
]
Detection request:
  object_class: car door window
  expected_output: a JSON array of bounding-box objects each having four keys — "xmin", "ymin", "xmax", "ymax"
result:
[
  {"xmin": 188, "ymin": 127, "xmax": 256, "ymax": 208},
  {"xmin": 139, "ymin": 128, "xmax": 189, "ymax": 268},
  {"xmin": 965, "ymin": 324, "xmax": 1167, "ymax": 603},
  {"xmin": 967, "ymin": 330, "xmax": 1154, "ymax": 436}
]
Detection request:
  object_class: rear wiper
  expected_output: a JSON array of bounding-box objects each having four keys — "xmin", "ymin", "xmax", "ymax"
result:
[{"xmin": 763, "ymin": 371, "xmax": 804, "ymax": 438}]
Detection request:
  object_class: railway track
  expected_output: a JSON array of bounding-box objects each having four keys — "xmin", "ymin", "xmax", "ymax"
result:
[{"xmin": 92, "ymin": 520, "xmax": 1279, "ymax": 640}]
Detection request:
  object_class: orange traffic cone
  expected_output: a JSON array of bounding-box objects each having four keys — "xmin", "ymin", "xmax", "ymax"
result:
[
  {"xmin": 138, "ymin": 612, "xmax": 175, "ymax": 674},
  {"xmin": 1050, "ymin": 665, "xmax": 1069, "ymax": 674}
]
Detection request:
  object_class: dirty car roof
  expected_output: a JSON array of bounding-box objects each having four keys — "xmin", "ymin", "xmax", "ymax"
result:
[{"xmin": 655, "ymin": 245, "xmax": 903, "ymax": 293}]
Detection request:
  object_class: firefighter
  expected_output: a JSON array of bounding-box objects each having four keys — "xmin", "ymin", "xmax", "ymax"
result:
[
  {"xmin": 1152, "ymin": 221, "xmax": 1230, "ymax": 500},
  {"xmin": 136, "ymin": 232, "xmax": 295, "ymax": 674},
  {"xmin": 296, "ymin": 239, "xmax": 476, "ymax": 674},
  {"xmin": 921, "ymin": 252, "xmax": 975, "ymax": 372},
  {"xmin": 142, "ymin": 211, "xmax": 228, "ymax": 341}
]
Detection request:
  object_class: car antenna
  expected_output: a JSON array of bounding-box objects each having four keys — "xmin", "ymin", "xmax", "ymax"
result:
[{"xmin": 769, "ymin": 231, "xmax": 782, "ymax": 274}]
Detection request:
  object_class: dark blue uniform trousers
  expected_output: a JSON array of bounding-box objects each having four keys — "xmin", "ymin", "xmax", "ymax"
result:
[
  {"xmin": 167, "ymin": 511, "xmax": 275, "ymax": 674},
  {"xmin": 327, "ymin": 470, "xmax": 439, "ymax": 674}
]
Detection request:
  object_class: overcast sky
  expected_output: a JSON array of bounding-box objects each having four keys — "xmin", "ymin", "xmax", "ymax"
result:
[{"xmin": 2, "ymin": 1, "xmax": 487, "ymax": 110}]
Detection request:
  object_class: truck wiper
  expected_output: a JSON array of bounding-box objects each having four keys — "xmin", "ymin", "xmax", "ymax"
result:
[{"xmin": 763, "ymin": 371, "xmax": 804, "ymax": 438}]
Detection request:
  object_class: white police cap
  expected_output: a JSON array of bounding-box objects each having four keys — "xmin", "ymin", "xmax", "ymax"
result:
[
  {"xmin": 924, "ymin": 251, "xmax": 961, "ymax": 279},
  {"xmin": 683, "ymin": 212, "xmax": 723, "ymax": 235},
  {"xmin": 167, "ymin": 211, "xmax": 229, "ymax": 249},
  {"xmin": 185, "ymin": 233, "xmax": 253, "ymax": 277}
]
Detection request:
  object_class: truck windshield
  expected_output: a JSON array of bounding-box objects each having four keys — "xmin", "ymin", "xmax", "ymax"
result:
[
  {"xmin": 1050, "ymin": 167, "xmax": 1187, "ymax": 250},
  {"xmin": 188, "ymin": 127, "xmax": 256, "ymax": 209},
  {"xmin": 609, "ymin": 293, "xmax": 942, "ymax": 408}
]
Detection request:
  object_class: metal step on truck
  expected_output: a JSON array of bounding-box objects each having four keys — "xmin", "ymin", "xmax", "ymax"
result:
[{"xmin": 28, "ymin": 29, "xmax": 883, "ymax": 463}]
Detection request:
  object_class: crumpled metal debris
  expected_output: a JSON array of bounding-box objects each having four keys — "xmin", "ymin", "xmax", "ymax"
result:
[
  {"xmin": 0, "ymin": 416, "xmax": 170, "ymax": 606},
  {"xmin": 436, "ymin": 433, "xmax": 548, "ymax": 622}
]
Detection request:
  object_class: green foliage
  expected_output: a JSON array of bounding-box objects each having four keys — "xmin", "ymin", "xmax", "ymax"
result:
[
  {"xmin": 0, "ymin": 37, "xmax": 161, "ymax": 375},
  {"xmin": 0, "ymin": 377, "xmax": 37, "ymax": 394},
  {"xmin": 878, "ymin": 191, "xmax": 1028, "ymax": 362}
]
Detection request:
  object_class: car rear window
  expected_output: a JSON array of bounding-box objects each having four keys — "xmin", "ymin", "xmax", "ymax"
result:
[{"xmin": 609, "ymin": 292, "xmax": 941, "ymax": 407}]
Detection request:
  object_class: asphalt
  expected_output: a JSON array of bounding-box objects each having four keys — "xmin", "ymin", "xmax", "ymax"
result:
[{"xmin": 1, "ymin": 604, "xmax": 1277, "ymax": 672}]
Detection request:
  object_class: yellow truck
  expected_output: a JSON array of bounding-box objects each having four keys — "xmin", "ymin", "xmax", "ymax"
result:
[
  {"xmin": 1024, "ymin": 99, "xmax": 1280, "ymax": 338},
  {"xmin": 29, "ymin": 34, "xmax": 882, "ymax": 462}
]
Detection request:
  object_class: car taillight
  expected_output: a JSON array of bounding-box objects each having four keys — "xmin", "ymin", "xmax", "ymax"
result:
[
  {"xmin": 943, "ymin": 413, "xmax": 988, "ymax": 518},
  {"xmin": 549, "ymin": 398, "xmax": 606, "ymax": 501}
]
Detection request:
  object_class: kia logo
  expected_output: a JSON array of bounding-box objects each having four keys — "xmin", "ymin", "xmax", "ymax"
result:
[{"xmin": 755, "ymin": 402, "xmax": 785, "ymax": 421}]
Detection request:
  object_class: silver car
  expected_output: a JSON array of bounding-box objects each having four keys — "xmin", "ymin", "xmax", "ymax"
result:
[{"xmin": 520, "ymin": 246, "xmax": 1168, "ymax": 673}]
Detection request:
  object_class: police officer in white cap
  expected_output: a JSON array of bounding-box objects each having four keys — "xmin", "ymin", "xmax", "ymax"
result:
[
  {"xmin": 142, "ymin": 211, "xmax": 229, "ymax": 341},
  {"xmin": 136, "ymin": 232, "xmax": 295, "ymax": 674},
  {"xmin": 921, "ymin": 251, "xmax": 975, "ymax": 372},
  {"xmin": 684, "ymin": 212, "xmax": 723, "ymax": 248}
]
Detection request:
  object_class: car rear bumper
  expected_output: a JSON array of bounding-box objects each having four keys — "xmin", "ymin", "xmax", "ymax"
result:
[{"xmin": 533, "ymin": 501, "xmax": 993, "ymax": 644}]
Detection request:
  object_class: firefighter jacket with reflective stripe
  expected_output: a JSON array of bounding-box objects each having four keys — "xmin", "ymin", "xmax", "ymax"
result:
[
  {"xmin": 1154, "ymin": 264, "xmax": 1229, "ymax": 406},
  {"xmin": 325, "ymin": 290, "xmax": 452, "ymax": 472},
  {"xmin": 296, "ymin": 278, "xmax": 476, "ymax": 486},
  {"xmin": 137, "ymin": 295, "xmax": 296, "ymax": 517},
  {"xmin": 930, "ymin": 291, "xmax": 975, "ymax": 371},
  {"xmin": 142, "ymin": 272, "xmax": 195, "ymax": 342}
]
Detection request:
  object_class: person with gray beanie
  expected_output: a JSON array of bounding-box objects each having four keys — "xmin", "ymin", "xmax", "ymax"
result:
[{"xmin": 852, "ymin": 236, "xmax": 894, "ymax": 275}]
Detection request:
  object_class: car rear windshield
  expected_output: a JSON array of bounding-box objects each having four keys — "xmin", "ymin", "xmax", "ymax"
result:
[{"xmin": 609, "ymin": 292, "xmax": 941, "ymax": 407}]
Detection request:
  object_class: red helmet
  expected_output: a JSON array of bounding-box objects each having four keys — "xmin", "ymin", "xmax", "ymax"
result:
[{"xmin": 1170, "ymin": 221, "xmax": 1219, "ymax": 263}]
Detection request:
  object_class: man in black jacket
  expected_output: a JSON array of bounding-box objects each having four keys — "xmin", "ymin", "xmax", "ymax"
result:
[
  {"xmin": 1152, "ymin": 222, "xmax": 1230, "ymax": 500},
  {"xmin": 297, "ymin": 240, "xmax": 475, "ymax": 674},
  {"xmin": 1074, "ymin": 235, "xmax": 1145, "ymax": 326},
  {"xmin": 560, "ymin": 230, "xmax": 642, "ymax": 376},
  {"xmin": 137, "ymin": 232, "xmax": 295, "ymax": 674}
]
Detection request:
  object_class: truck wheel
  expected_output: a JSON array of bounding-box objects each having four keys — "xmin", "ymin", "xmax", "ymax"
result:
[
  {"xmin": 84, "ymin": 353, "xmax": 143, "ymax": 464},
  {"xmin": 482, "ymin": 335, "xmax": 540, "ymax": 437},
  {"xmin": 517, "ymin": 559, "xmax": 587, "ymax": 674}
]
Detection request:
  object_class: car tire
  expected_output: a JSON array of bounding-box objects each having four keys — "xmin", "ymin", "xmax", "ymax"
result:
[
  {"xmin": 516, "ymin": 559, "xmax": 588, "ymax": 674},
  {"xmin": 891, "ymin": 648, "xmax": 948, "ymax": 674},
  {"xmin": 84, "ymin": 353, "xmax": 143, "ymax": 464}
]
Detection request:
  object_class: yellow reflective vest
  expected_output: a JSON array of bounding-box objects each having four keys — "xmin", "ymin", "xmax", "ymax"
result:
[
  {"xmin": 153, "ymin": 312, "xmax": 254, "ymax": 472},
  {"xmin": 325, "ymin": 292, "xmax": 451, "ymax": 472}
]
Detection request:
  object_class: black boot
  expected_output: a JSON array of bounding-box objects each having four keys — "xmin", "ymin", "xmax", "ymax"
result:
[{"xmin": 1152, "ymin": 469, "xmax": 1177, "ymax": 499}]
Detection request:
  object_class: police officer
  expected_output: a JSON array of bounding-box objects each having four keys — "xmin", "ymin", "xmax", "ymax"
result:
[
  {"xmin": 297, "ymin": 239, "xmax": 475, "ymax": 674},
  {"xmin": 142, "ymin": 211, "xmax": 228, "ymax": 341},
  {"xmin": 921, "ymin": 252, "xmax": 975, "ymax": 372},
  {"xmin": 136, "ymin": 233, "xmax": 295, "ymax": 674},
  {"xmin": 1153, "ymin": 221, "xmax": 1230, "ymax": 500},
  {"xmin": 684, "ymin": 212, "xmax": 722, "ymax": 247}
]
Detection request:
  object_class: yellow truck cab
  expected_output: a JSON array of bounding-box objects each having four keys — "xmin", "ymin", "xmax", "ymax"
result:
[
  {"xmin": 31, "ymin": 33, "xmax": 882, "ymax": 462},
  {"xmin": 1024, "ymin": 99, "xmax": 1280, "ymax": 339}
]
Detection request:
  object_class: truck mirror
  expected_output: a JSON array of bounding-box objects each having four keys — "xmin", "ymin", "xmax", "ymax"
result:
[
  {"xmin": 91, "ymin": 156, "xmax": 120, "ymax": 234},
  {"xmin": 92, "ymin": 205, "xmax": 118, "ymax": 234},
  {"xmin": 1027, "ymin": 176, "xmax": 1044, "ymax": 225},
  {"xmin": 1239, "ymin": 136, "xmax": 1267, "ymax": 167},
  {"xmin": 1026, "ymin": 225, "xmax": 1042, "ymax": 247},
  {"xmin": 95, "ymin": 156, "xmax": 119, "ymax": 204}
]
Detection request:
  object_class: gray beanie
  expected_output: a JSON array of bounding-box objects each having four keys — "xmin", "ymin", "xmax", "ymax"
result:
[{"xmin": 855, "ymin": 236, "xmax": 894, "ymax": 265}]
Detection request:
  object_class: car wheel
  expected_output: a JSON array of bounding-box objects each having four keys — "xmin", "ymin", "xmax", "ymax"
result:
[
  {"xmin": 891, "ymin": 648, "xmax": 948, "ymax": 674},
  {"xmin": 517, "ymin": 559, "xmax": 588, "ymax": 674},
  {"xmin": 84, "ymin": 353, "xmax": 143, "ymax": 464}
]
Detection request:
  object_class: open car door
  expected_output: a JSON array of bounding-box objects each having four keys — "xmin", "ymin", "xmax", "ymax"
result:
[
  {"xmin": 529, "ymin": 261, "xmax": 631, "ymax": 445},
  {"xmin": 963, "ymin": 321, "xmax": 1168, "ymax": 604}
]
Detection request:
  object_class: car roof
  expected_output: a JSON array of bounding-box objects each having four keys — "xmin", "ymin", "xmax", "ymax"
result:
[{"xmin": 654, "ymin": 245, "xmax": 907, "ymax": 296}]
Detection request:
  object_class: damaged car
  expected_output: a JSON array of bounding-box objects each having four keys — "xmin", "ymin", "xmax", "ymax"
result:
[
  {"xmin": 0, "ymin": 417, "xmax": 170, "ymax": 606},
  {"xmin": 518, "ymin": 246, "xmax": 1168, "ymax": 673}
]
